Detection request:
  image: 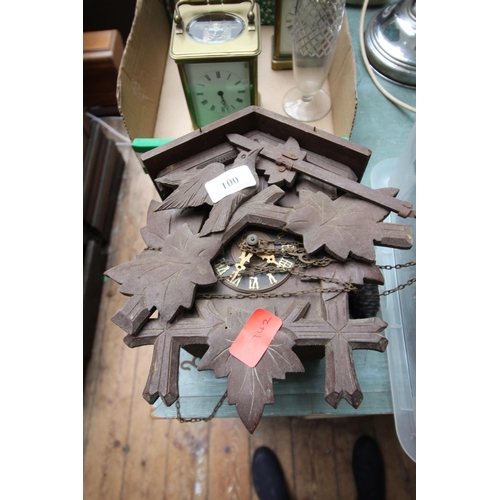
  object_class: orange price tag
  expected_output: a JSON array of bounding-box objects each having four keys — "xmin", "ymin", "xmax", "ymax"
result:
[{"xmin": 229, "ymin": 309, "xmax": 283, "ymax": 368}]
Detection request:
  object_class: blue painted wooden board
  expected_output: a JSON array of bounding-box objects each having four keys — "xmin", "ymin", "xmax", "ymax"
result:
[{"xmin": 152, "ymin": 346, "xmax": 393, "ymax": 419}]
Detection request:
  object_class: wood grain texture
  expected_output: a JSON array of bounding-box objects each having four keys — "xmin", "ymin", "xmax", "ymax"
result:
[
  {"xmin": 291, "ymin": 417, "xmax": 338, "ymax": 500},
  {"xmin": 106, "ymin": 113, "xmax": 414, "ymax": 435},
  {"xmin": 120, "ymin": 351, "xmax": 171, "ymax": 500},
  {"xmin": 207, "ymin": 418, "xmax": 251, "ymax": 500},
  {"xmin": 165, "ymin": 420, "xmax": 210, "ymax": 500},
  {"xmin": 373, "ymin": 414, "xmax": 417, "ymax": 500},
  {"xmin": 83, "ymin": 122, "xmax": 159, "ymax": 499},
  {"xmin": 106, "ymin": 129, "xmax": 412, "ymax": 430},
  {"xmin": 250, "ymin": 417, "xmax": 294, "ymax": 500},
  {"xmin": 140, "ymin": 107, "xmax": 372, "ymax": 189},
  {"xmin": 83, "ymin": 30, "xmax": 124, "ymax": 107},
  {"xmin": 227, "ymin": 132, "xmax": 414, "ymax": 218}
]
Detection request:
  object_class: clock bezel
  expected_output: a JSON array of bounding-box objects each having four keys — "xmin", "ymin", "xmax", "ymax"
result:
[
  {"xmin": 186, "ymin": 12, "xmax": 245, "ymax": 44},
  {"xmin": 213, "ymin": 227, "xmax": 298, "ymax": 293},
  {"xmin": 178, "ymin": 58, "xmax": 259, "ymax": 129},
  {"xmin": 170, "ymin": 2, "xmax": 261, "ymax": 61}
]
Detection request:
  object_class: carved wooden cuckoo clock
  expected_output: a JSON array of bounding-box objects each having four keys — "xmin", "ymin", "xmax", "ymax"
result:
[{"xmin": 105, "ymin": 107, "xmax": 415, "ymax": 433}]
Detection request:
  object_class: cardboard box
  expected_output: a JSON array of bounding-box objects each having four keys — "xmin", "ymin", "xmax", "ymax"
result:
[{"xmin": 117, "ymin": 0, "xmax": 357, "ymax": 142}]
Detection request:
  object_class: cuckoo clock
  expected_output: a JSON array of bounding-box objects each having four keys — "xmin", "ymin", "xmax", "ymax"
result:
[{"xmin": 105, "ymin": 107, "xmax": 415, "ymax": 433}]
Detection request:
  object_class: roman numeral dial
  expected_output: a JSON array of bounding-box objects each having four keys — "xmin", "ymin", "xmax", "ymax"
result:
[
  {"xmin": 195, "ymin": 69, "xmax": 249, "ymax": 115},
  {"xmin": 184, "ymin": 62, "xmax": 252, "ymax": 127},
  {"xmin": 213, "ymin": 228, "xmax": 297, "ymax": 293}
]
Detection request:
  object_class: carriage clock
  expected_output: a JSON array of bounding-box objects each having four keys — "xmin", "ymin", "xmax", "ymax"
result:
[{"xmin": 170, "ymin": 0, "xmax": 262, "ymax": 128}]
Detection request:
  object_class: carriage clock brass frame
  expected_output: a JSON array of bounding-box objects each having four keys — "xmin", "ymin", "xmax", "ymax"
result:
[
  {"xmin": 272, "ymin": 0, "xmax": 297, "ymax": 70},
  {"xmin": 170, "ymin": 0, "xmax": 261, "ymax": 128}
]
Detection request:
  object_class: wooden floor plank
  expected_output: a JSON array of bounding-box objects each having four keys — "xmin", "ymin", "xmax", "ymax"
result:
[
  {"xmin": 165, "ymin": 419, "xmax": 210, "ymax": 500},
  {"xmin": 291, "ymin": 417, "xmax": 339, "ymax": 500},
  {"xmin": 83, "ymin": 123, "xmax": 160, "ymax": 500},
  {"xmin": 120, "ymin": 346, "xmax": 172, "ymax": 500},
  {"xmin": 330, "ymin": 415, "xmax": 377, "ymax": 499},
  {"xmin": 83, "ymin": 266, "xmax": 141, "ymax": 499},
  {"xmin": 207, "ymin": 418, "xmax": 251, "ymax": 500},
  {"xmin": 373, "ymin": 414, "xmax": 416, "ymax": 500},
  {"xmin": 83, "ymin": 318, "xmax": 139, "ymax": 500},
  {"xmin": 250, "ymin": 417, "xmax": 294, "ymax": 500}
]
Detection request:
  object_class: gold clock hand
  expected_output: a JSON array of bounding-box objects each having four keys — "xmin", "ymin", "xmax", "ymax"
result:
[
  {"xmin": 258, "ymin": 253, "xmax": 278, "ymax": 266},
  {"xmin": 259, "ymin": 252, "xmax": 295, "ymax": 271},
  {"xmin": 230, "ymin": 250, "xmax": 253, "ymax": 279}
]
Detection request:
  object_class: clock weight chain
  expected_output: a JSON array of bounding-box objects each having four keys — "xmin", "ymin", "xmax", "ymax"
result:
[{"xmin": 198, "ymin": 233, "xmax": 416, "ymax": 300}]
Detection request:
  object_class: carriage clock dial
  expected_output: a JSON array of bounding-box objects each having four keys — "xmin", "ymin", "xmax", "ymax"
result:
[
  {"xmin": 213, "ymin": 229, "xmax": 297, "ymax": 293},
  {"xmin": 184, "ymin": 62, "xmax": 252, "ymax": 126}
]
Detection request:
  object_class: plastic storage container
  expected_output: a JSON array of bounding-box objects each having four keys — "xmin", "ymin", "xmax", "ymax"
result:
[{"xmin": 370, "ymin": 124, "xmax": 416, "ymax": 462}]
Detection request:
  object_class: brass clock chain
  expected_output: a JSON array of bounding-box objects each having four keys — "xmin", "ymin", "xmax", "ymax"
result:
[
  {"xmin": 143, "ymin": 241, "xmax": 416, "ymax": 299},
  {"xmin": 373, "ymin": 261, "xmax": 416, "ymax": 297},
  {"xmin": 197, "ymin": 265, "xmax": 415, "ymax": 300},
  {"xmin": 175, "ymin": 390, "xmax": 228, "ymax": 423},
  {"xmin": 197, "ymin": 237, "xmax": 416, "ymax": 300}
]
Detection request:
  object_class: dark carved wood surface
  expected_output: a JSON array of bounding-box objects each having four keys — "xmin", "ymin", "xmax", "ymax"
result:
[
  {"xmin": 227, "ymin": 133, "xmax": 414, "ymax": 218},
  {"xmin": 155, "ymin": 148, "xmax": 263, "ymax": 236},
  {"xmin": 106, "ymin": 116, "xmax": 415, "ymax": 433},
  {"xmin": 140, "ymin": 107, "xmax": 372, "ymax": 190},
  {"xmin": 197, "ymin": 306, "xmax": 305, "ymax": 433}
]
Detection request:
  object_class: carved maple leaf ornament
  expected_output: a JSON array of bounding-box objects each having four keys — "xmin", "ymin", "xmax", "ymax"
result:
[
  {"xmin": 197, "ymin": 307, "xmax": 304, "ymax": 433},
  {"xmin": 286, "ymin": 187, "xmax": 401, "ymax": 262},
  {"xmin": 105, "ymin": 223, "xmax": 222, "ymax": 323}
]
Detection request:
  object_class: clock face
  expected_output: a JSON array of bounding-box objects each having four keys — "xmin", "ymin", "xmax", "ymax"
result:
[
  {"xmin": 184, "ymin": 61, "xmax": 252, "ymax": 127},
  {"xmin": 213, "ymin": 228, "xmax": 298, "ymax": 293}
]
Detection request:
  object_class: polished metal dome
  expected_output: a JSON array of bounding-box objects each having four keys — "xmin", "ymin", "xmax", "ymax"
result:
[{"xmin": 364, "ymin": 0, "xmax": 416, "ymax": 87}]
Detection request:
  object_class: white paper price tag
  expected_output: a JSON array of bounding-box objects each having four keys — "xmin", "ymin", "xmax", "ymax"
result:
[{"xmin": 205, "ymin": 165, "xmax": 257, "ymax": 203}]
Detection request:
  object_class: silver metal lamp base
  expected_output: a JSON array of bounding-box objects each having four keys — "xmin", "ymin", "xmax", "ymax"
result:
[{"xmin": 364, "ymin": 0, "xmax": 416, "ymax": 87}]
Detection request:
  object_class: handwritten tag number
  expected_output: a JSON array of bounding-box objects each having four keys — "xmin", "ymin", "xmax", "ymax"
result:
[{"xmin": 229, "ymin": 309, "xmax": 283, "ymax": 367}]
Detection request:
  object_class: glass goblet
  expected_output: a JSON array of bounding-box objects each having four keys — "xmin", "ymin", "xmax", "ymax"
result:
[{"xmin": 283, "ymin": 0, "xmax": 346, "ymax": 122}]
